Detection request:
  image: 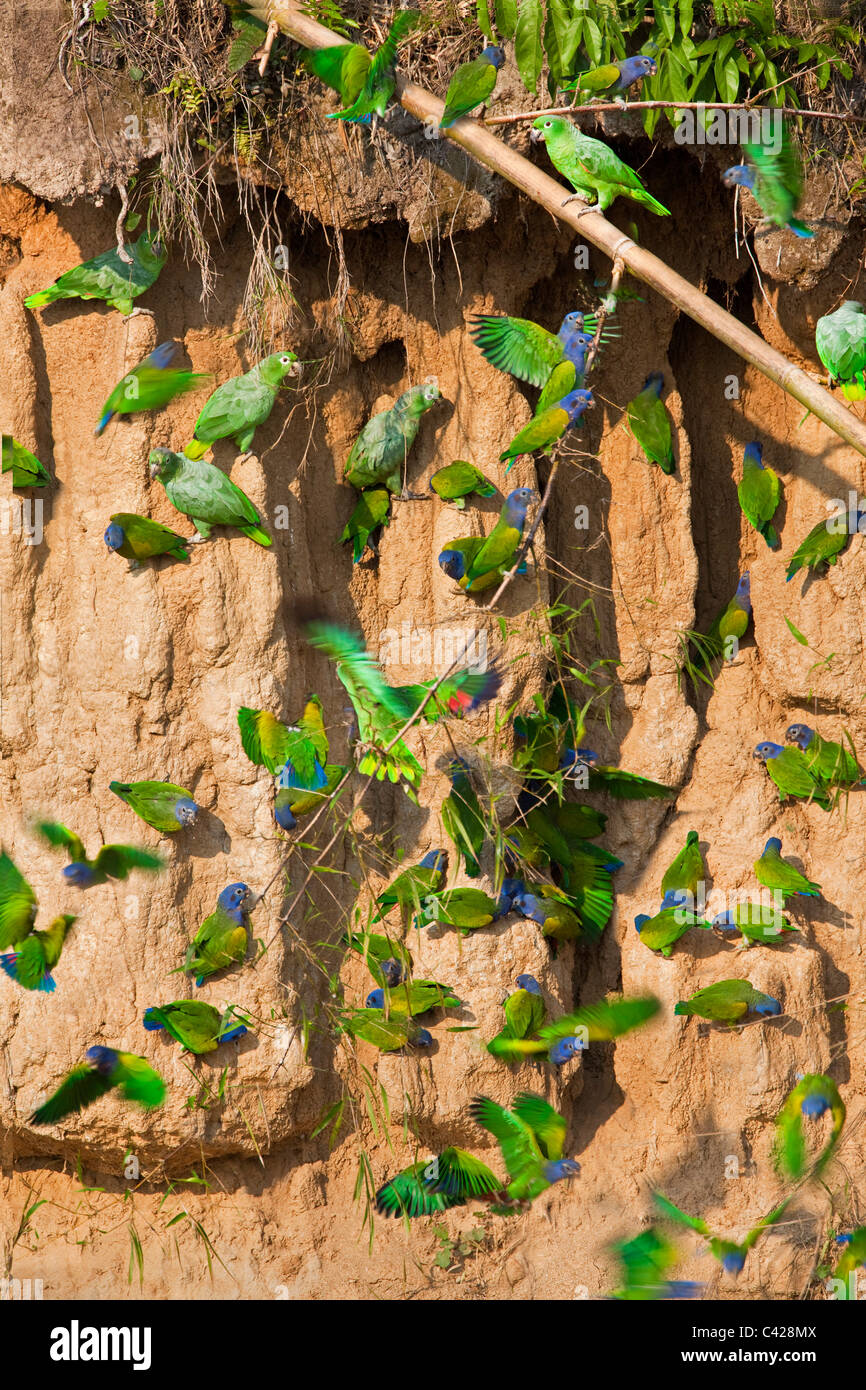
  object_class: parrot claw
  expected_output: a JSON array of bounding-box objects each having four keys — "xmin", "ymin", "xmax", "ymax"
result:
[
  {"xmin": 395, "ymin": 489, "xmax": 429, "ymax": 502},
  {"xmin": 122, "ymin": 307, "xmax": 155, "ymax": 321},
  {"xmin": 189, "ymin": 532, "xmax": 209, "ymax": 545}
]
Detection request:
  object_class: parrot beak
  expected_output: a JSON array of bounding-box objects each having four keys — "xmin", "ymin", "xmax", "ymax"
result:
[
  {"xmin": 529, "ymin": 127, "xmax": 543, "ymax": 144},
  {"xmin": 148, "ymin": 459, "xmax": 160, "ymax": 479}
]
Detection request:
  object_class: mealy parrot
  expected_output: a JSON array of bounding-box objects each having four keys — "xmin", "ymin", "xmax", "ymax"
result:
[
  {"xmin": 143, "ymin": 1001, "xmax": 248, "ymax": 1054},
  {"xmin": 754, "ymin": 836, "xmax": 821, "ymax": 901},
  {"xmin": 774, "ymin": 1072, "xmax": 845, "ymax": 1181},
  {"xmin": 815, "ymin": 301, "xmax": 866, "ymax": 399},
  {"xmin": 625, "ymin": 371, "xmax": 674, "ymax": 474},
  {"xmin": 711, "ymin": 903, "xmax": 798, "ymax": 948},
  {"xmin": 370, "ymin": 850, "xmax": 448, "ymax": 930},
  {"xmin": 752, "ymin": 744, "xmax": 831, "ymax": 810},
  {"xmin": 785, "ymin": 505, "xmax": 863, "ymax": 582},
  {"xmin": 338, "ymin": 1008, "xmax": 432, "ymax": 1052},
  {"xmin": 237, "ymin": 695, "xmax": 328, "ymax": 784},
  {"xmin": 274, "ymin": 763, "xmax": 347, "ymax": 831},
  {"xmin": 707, "ymin": 572, "xmax": 751, "ymax": 659},
  {"xmin": 469, "ymin": 1092, "xmax": 580, "ymax": 1209},
  {"xmin": 149, "ymin": 447, "xmax": 271, "ymax": 546},
  {"xmin": 339, "ymin": 487, "xmax": 391, "ymax": 561},
  {"xmin": 364, "ymin": 980, "xmax": 461, "ymax": 1018},
  {"xmin": 440, "ymin": 44, "xmax": 505, "ymax": 128},
  {"xmin": 183, "ymin": 883, "xmax": 254, "ymax": 987},
  {"xmin": 564, "ymin": 54, "xmax": 657, "ymax": 102},
  {"xmin": 1, "ymin": 436, "xmax": 50, "ymax": 487},
  {"xmin": 674, "ymin": 978, "xmax": 782, "ymax": 1025},
  {"xmin": 610, "ymin": 1226, "xmax": 702, "ymax": 1301},
  {"xmin": 0, "ymin": 913, "xmax": 76, "ymax": 993},
  {"xmin": 184, "ymin": 351, "xmax": 299, "ymax": 458},
  {"xmin": 109, "ymin": 779, "xmax": 200, "ymax": 832},
  {"xmin": 35, "ymin": 820, "xmax": 165, "ymax": 887},
  {"xmin": 327, "ymin": 10, "xmax": 420, "ymax": 124},
  {"xmin": 832, "ymin": 1229, "xmax": 866, "ymax": 1298},
  {"xmin": 660, "ymin": 830, "xmax": 705, "ymax": 901},
  {"xmin": 429, "ymin": 460, "xmax": 496, "ymax": 508},
  {"xmin": 469, "ymin": 309, "xmax": 614, "ymax": 395},
  {"xmin": 444, "ymin": 487, "xmax": 536, "ymax": 591},
  {"xmin": 375, "ymin": 1146, "xmax": 502, "ymax": 1218},
  {"xmin": 500, "ymin": 388, "xmax": 594, "ymax": 471},
  {"xmin": 634, "ymin": 892, "xmax": 712, "ymax": 957},
  {"xmin": 486, "ymin": 994, "xmax": 660, "ymax": 1064},
  {"xmin": 343, "ymin": 929, "xmax": 412, "ymax": 988},
  {"xmin": 344, "ymin": 382, "xmax": 441, "ymax": 496},
  {"xmin": 722, "ymin": 120, "xmax": 812, "ymax": 238},
  {"xmin": 490, "ymin": 974, "xmax": 547, "ymax": 1047},
  {"xmin": 104, "ymin": 514, "xmax": 190, "ymax": 567},
  {"xmin": 560, "ymin": 747, "xmax": 674, "ymax": 800},
  {"xmin": 24, "ymin": 232, "xmax": 167, "ymax": 316},
  {"xmin": 95, "ymin": 341, "xmax": 208, "ymax": 435},
  {"xmin": 653, "ymin": 1191, "xmax": 790, "ymax": 1277},
  {"xmin": 441, "ymin": 758, "xmax": 485, "ymax": 877},
  {"xmin": 737, "ymin": 441, "xmax": 781, "ymax": 548},
  {"xmin": 301, "ymin": 42, "xmax": 372, "ymax": 108},
  {"xmin": 417, "ymin": 886, "xmax": 500, "ymax": 932},
  {"xmin": 531, "ymin": 115, "xmax": 671, "ymax": 217},
  {"xmin": 786, "ymin": 723, "xmax": 862, "ymax": 788},
  {"xmin": 30, "ymin": 1047, "xmax": 167, "ymax": 1125}
]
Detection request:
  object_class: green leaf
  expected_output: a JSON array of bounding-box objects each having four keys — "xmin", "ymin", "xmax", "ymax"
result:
[
  {"xmin": 784, "ymin": 616, "xmax": 809, "ymax": 647},
  {"xmin": 678, "ymin": 0, "xmax": 694, "ymax": 36},
  {"xmin": 547, "ymin": 0, "xmax": 580, "ymax": 76},
  {"xmin": 653, "ymin": 0, "xmax": 676, "ymax": 43},
  {"xmin": 92, "ymin": 0, "xmax": 111, "ymax": 20},
  {"xmin": 495, "ymin": 0, "xmax": 518, "ymax": 40},
  {"xmin": 583, "ymin": 16, "xmax": 603, "ymax": 67},
  {"xmin": 514, "ymin": 0, "xmax": 543, "ymax": 93},
  {"xmin": 125, "ymin": 212, "xmax": 142, "ymax": 232},
  {"xmin": 477, "ymin": 0, "xmax": 494, "ymax": 42}
]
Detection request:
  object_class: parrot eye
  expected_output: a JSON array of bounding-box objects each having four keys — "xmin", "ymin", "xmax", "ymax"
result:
[{"xmin": 279, "ymin": 355, "xmax": 292, "ymax": 364}]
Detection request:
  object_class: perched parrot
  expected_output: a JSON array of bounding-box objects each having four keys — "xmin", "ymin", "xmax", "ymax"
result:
[
  {"xmin": 487, "ymin": 994, "xmax": 660, "ymax": 1063},
  {"xmin": 785, "ymin": 505, "xmax": 863, "ymax": 582},
  {"xmin": 722, "ymin": 120, "xmax": 812, "ymax": 238},
  {"xmin": 238, "ymin": 696, "xmax": 328, "ymax": 784},
  {"xmin": 184, "ymin": 351, "xmax": 299, "ymax": 458},
  {"xmin": 513, "ymin": 886, "xmax": 584, "ymax": 943},
  {"xmin": 364, "ymin": 980, "xmax": 460, "ymax": 1017},
  {"xmin": 183, "ymin": 883, "xmax": 254, "ymax": 987},
  {"xmin": 625, "ymin": 372, "xmax": 674, "ymax": 474},
  {"xmin": 490, "ymin": 974, "xmax": 547, "ymax": 1047},
  {"xmin": 500, "ymin": 389, "xmax": 594, "ymax": 471},
  {"xmin": 513, "ymin": 707, "xmax": 569, "ymax": 774},
  {"xmin": 815, "ymin": 301, "xmax": 866, "ymax": 399},
  {"xmin": 429, "ymin": 460, "xmax": 496, "ymax": 509},
  {"xmin": 610, "ymin": 1227, "xmax": 702, "ymax": 1301},
  {"xmin": 344, "ymin": 930, "xmax": 412, "ymax": 992},
  {"xmin": 24, "ymin": 232, "xmax": 167, "ymax": 316},
  {"xmin": 533, "ymin": 329, "xmax": 595, "ymax": 412},
  {"xmin": 274, "ymin": 763, "xmax": 347, "ymax": 830},
  {"xmin": 297, "ymin": 612, "xmax": 500, "ymax": 789},
  {"xmin": 143, "ymin": 1001, "xmax": 248, "ymax": 1054},
  {"xmin": 149, "ymin": 447, "xmax": 271, "ymax": 546},
  {"xmin": 831, "ymin": 1229, "xmax": 866, "ymax": 1299},
  {"xmin": 660, "ymin": 831, "xmax": 705, "ymax": 901},
  {"xmin": 0, "ymin": 914, "xmax": 76, "ymax": 994},
  {"xmin": 418, "ymin": 886, "xmax": 500, "ymax": 932},
  {"xmin": 339, "ymin": 488, "xmax": 391, "ymax": 562},
  {"xmin": 634, "ymin": 893, "xmax": 712, "ymax": 958},
  {"xmin": 774, "ymin": 1073, "xmax": 845, "ymax": 1181},
  {"xmin": 104, "ymin": 514, "xmax": 190, "ymax": 567},
  {"xmin": 560, "ymin": 747, "xmax": 674, "ymax": 800},
  {"xmin": 109, "ymin": 779, "xmax": 200, "ymax": 832},
  {"xmin": 564, "ymin": 54, "xmax": 657, "ymax": 101},
  {"xmin": 375, "ymin": 1147, "xmax": 502, "ymax": 1218},
  {"xmin": 785, "ymin": 723, "xmax": 862, "ymax": 788},
  {"xmin": 1, "ymin": 436, "xmax": 50, "ymax": 487},
  {"xmin": 469, "ymin": 310, "xmax": 614, "ymax": 395},
  {"xmin": 469, "ymin": 1092, "xmax": 580, "ymax": 1209},
  {"xmin": 531, "ymin": 115, "xmax": 671, "ymax": 217},
  {"xmin": 712, "ymin": 903, "xmax": 798, "ymax": 948},
  {"xmin": 0, "ymin": 852, "xmax": 39, "ymax": 949},
  {"xmin": 441, "ymin": 758, "xmax": 486, "ymax": 877},
  {"xmin": 300, "ymin": 42, "xmax": 372, "ymax": 108},
  {"xmin": 653, "ymin": 1191, "xmax": 790, "ymax": 1277},
  {"xmin": 344, "ymin": 383, "xmax": 441, "ymax": 496},
  {"xmin": 754, "ymin": 836, "xmax": 821, "ymax": 901},
  {"xmin": 752, "ymin": 744, "xmax": 831, "ymax": 810},
  {"xmin": 338, "ymin": 1009, "xmax": 432, "ymax": 1052},
  {"xmin": 370, "ymin": 850, "xmax": 448, "ymax": 930},
  {"xmin": 674, "ymin": 979, "xmax": 782, "ymax": 1025},
  {"xmin": 737, "ymin": 441, "xmax": 781, "ymax": 548},
  {"xmin": 440, "ymin": 45, "xmax": 505, "ymax": 128},
  {"xmin": 445, "ymin": 487, "xmax": 537, "ymax": 591},
  {"xmin": 326, "ymin": 9, "xmax": 420, "ymax": 124},
  {"xmin": 95, "ymin": 341, "xmax": 208, "ymax": 436},
  {"xmin": 35, "ymin": 820, "xmax": 165, "ymax": 887},
  {"xmin": 707, "ymin": 572, "xmax": 751, "ymax": 659},
  {"xmin": 30, "ymin": 1046, "xmax": 166, "ymax": 1125}
]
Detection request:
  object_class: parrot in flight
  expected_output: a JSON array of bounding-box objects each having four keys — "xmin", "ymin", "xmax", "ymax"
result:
[
  {"xmin": 143, "ymin": 1001, "xmax": 248, "ymax": 1054},
  {"xmin": 30, "ymin": 1047, "xmax": 166, "ymax": 1125},
  {"xmin": 785, "ymin": 503, "xmax": 864, "ymax": 582},
  {"xmin": 653, "ymin": 1190, "xmax": 790, "ymax": 1277},
  {"xmin": 95, "ymin": 341, "xmax": 208, "ymax": 436},
  {"xmin": 440, "ymin": 45, "xmax": 505, "ymax": 128},
  {"xmin": 469, "ymin": 1092, "xmax": 581, "ymax": 1210},
  {"xmin": 774, "ymin": 1073, "xmax": 845, "ymax": 1181},
  {"xmin": 625, "ymin": 372, "xmax": 674, "ymax": 474},
  {"xmin": 831, "ymin": 1229, "xmax": 866, "ymax": 1299},
  {"xmin": 327, "ymin": 10, "xmax": 421, "ymax": 126},
  {"xmin": 237, "ymin": 695, "xmax": 328, "ymax": 785},
  {"xmin": 344, "ymin": 383, "xmax": 441, "ymax": 496},
  {"xmin": 722, "ymin": 119, "xmax": 812, "ymax": 238},
  {"xmin": 149, "ymin": 447, "xmax": 271, "ymax": 546},
  {"xmin": 0, "ymin": 851, "xmax": 77, "ymax": 993},
  {"xmin": 375, "ymin": 1146, "xmax": 502, "ymax": 1219},
  {"xmin": 531, "ymin": 115, "xmax": 670, "ymax": 217},
  {"xmin": 754, "ymin": 836, "xmax": 821, "ymax": 901},
  {"xmin": 610, "ymin": 1226, "xmax": 702, "ymax": 1301},
  {"xmin": 104, "ymin": 514, "xmax": 190, "ymax": 567},
  {"xmin": 675, "ymin": 978, "xmax": 782, "ymax": 1025},
  {"xmin": 785, "ymin": 723, "xmax": 862, "ymax": 788},
  {"xmin": 35, "ymin": 821, "xmax": 165, "ymax": 887},
  {"xmin": 487, "ymin": 994, "xmax": 660, "ymax": 1064},
  {"xmin": 24, "ymin": 232, "xmax": 167, "ymax": 316},
  {"xmin": 737, "ymin": 441, "xmax": 781, "ymax": 548},
  {"xmin": 109, "ymin": 779, "xmax": 200, "ymax": 832},
  {"xmin": 300, "ymin": 42, "xmax": 372, "ymax": 109},
  {"xmin": 815, "ymin": 301, "xmax": 866, "ymax": 400},
  {"xmin": 752, "ymin": 744, "xmax": 831, "ymax": 810},
  {"xmin": 1, "ymin": 436, "xmax": 50, "ymax": 487},
  {"xmin": 429, "ymin": 460, "xmax": 496, "ymax": 509},
  {"xmin": 184, "ymin": 352, "xmax": 300, "ymax": 458},
  {"xmin": 564, "ymin": 54, "xmax": 657, "ymax": 102},
  {"xmin": 184, "ymin": 883, "xmax": 254, "ymax": 987}
]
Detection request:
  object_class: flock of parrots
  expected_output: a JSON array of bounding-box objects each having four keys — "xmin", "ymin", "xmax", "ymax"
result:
[{"xmin": 2, "ymin": 6, "xmax": 864, "ymax": 1295}]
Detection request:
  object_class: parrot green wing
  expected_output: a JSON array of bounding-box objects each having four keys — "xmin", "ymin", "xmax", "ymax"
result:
[
  {"xmin": 468, "ymin": 314, "xmax": 565, "ymax": 388},
  {"xmin": 374, "ymin": 1163, "xmax": 462, "ymax": 1218},
  {"xmin": 511, "ymin": 1092, "xmax": 567, "ymax": 1160},
  {"xmin": 674, "ymin": 979, "xmax": 753, "ymax": 1021},
  {"xmin": 441, "ymin": 771, "xmax": 486, "ymax": 878},
  {"xmin": 0, "ymin": 852, "xmax": 38, "ymax": 949},
  {"xmin": 589, "ymin": 767, "xmax": 675, "ymax": 800},
  {"xmin": 300, "ymin": 617, "xmax": 411, "ymax": 721},
  {"xmin": 815, "ymin": 302, "xmax": 866, "ymax": 383},
  {"xmin": 191, "ymin": 373, "xmax": 274, "ymax": 447},
  {"xmin": 786, "ymin": 513, "xmax": 850, "ymax": 579},
  {"xmin": 612, "ymin": 1227, "xmax": 681, "ymax": 1300},
  {"xmin": 486, "ymin": 1035, "xmax": 547, "ymax": 1061},
  {"xmin": 502, "ymin": 988, "xmax": 545, "ymax": 1040},
  {"xmin": 536, "ymin": 360, "xmax": 579, "ymax": 414},
  {"xmin": 328, "ymin": 9, "xmax": 419, "ymax": 120},
  {"xmin": 470, "ymin": 1095, "xmax": 541, "ymax": 1190},
  {"xmin": 302, "ymin": 43, "xmax": 371, "ymax": 104},
  {"xmin": 109, "ymin": 513, "xmax": 190, "ymax": 559},
  {"xmin": 741, "ymin": 1199, "xmax": 791, "ymax": 1253},
  {"xmin": 441, "ymin": 55, "xmax": 498, "ymax": 126},
  {"xmin": 774, "ymin": 1073, "xmax": 845, "ymax": 1180},
  {"xmin": 30, "ymin": 1065, "xmax": 114, "ymax": 1125},
  {"xmin": 765, "ymin": 747, "xmax": 831, "ymax": 808},
  {"xmin": 1, "ymin": 436, "xmax": 51, "ymax": 487},
  {"xmin": 340, "ymin": 1009, "xmax": 413, "ymax": 1051},
  {"xmin": 743, "ymin": 121, "xmax": 805, "ymax": 226},
  {"xmin": 115, "ymin": 1053, "xmax": 167, "ymax": 1108},
  {"xmin": 237, "ymin": 707, "xmax": 294, "ymax": 774},
  {"xmin": 92, "ymin": 845, "xmax": 166, "ymax": 879},
  {"xmin": 421, "ymin": 888, "xmax": 499, "ymax": 929},
  {"xmin": 566, "ymin": 63, "xmax": 622, "ymax": 92},
  {"xmin": 626, "ymin": 389, "xmax": 674, "ymax": 473},
  {"xmin": 339, "ymin": 488, "xmax": 391, "ymax": 562},
  {"xmin": 653, "ymin": 1191, "xmax": 711, "ymax": 1236},
  {"xmin": 738, "ymin": 460, "xmax": 781, "ymax": 533},
  {"xmin": 429, "ymin": 461, "xmax": 495, "ymax": 503},
  {"xmin": 500, "ymin": 406, "xmax": 568, "ymax": 463},
  {"xmin": 539, "ymin": 995, "xmax": 661, "ymax": 1045},
  {"xmin": 432, "ymin": 1146, "xmax": 502, "ymax": 1199},
  {"xmin": 660, "ymin": 831, "xmax": 704, "ymax": 898},
  {"xmin": 35, "ymin": 821, "xmax": 87, "ymax": 863}
]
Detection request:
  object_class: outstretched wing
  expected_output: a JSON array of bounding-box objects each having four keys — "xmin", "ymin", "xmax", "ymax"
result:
[
  {"xmin": 470, "ymin": 1095, "xmax": 539, "ymax": 1188},
  {"xmin": 432, "ymin": 1147, "xmax": 502, "ymax": 1199},
  {"xmin": 653, "ymin": 1191, "xmax": 711, "ymax": 1237},
  {"xmin": 538, "ymin": 995, "xmax": 661, "ymax": 1044},
  {"xmin": 300, "ymin": 616, "xmax": 409, "ymax": 720},
  {"xmin": 30, "ymin": 1066, "xmax": 113, "ymax": 1125},
  {"xmin": 742, "ymin": 1199, "xmax": 791, "ymax": 1253},
  {"xmin": 116, "ymin": 1054, "xmax": 167, "ymax": 1109},
  {"xmin": 0, "ymin": 852, "xmax": 38, "ymax": 948},
  {"xmin": 469, "ymin": 314, "xmax": 563, "ymax": 388},
  {"xmin": 93, "ymin": 845, "xmax": 166, "ymax": 878},
  {"xmin": 35, "ymin": 821, "xmax": 86, "ymax": 863},
  {"xmin": 511, "ymin": 1092, "xmax": 567, "ymax": 1160}
]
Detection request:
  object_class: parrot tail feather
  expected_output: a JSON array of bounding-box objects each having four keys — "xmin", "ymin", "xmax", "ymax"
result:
[
  {"xmin": 219, "ymin": 1025, "xmax": 248, "ymax": 1043},
  {"xmin": 760, "ymin": 522, "xmax": 781, "ymax": 549},
  {"xmin": 94, "ymin": 409, "xmax": 114, "ymax": 437},
  {"xmin": 0, "ymin": 954, "xmax": 19, "ymax": 982},
  {"xmin": 631, "ymin": 189, "xmax": 671, "ymax": 216},
  {"xmin": 183, "ymin": 438, "xmax": 210, "ymax": 460},
  {"xmin": 142, "ymin": 1010, "xmax": 165, "ymax": 1031},
  {"xmin": 787, "ymin": 219, "xmax": 813, "ymax": 239},
  {"xmin": 24, "ymin": 289, "xmax": 58, "ymax": 309},
  {"xmin": 240, "ymin": 524, "xmax": 272, "ymax": 547}
]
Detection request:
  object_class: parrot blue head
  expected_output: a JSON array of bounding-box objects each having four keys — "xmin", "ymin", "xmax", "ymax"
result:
[
  {"xmin": 86, "ymin": 1046, "xmax": 119, "ymax": 1076},
  {"xmin": 660, "ymin": 888, "xmax": 689, "ymax": 910},
  {"xmin": 548, "ymin": 1035, "xmax": 585, "ymax": 1065},
  {"xmin": 557, "ymin": 311, "xmax": 585, "ymax": 340},
  {"xmin": 174, "ymin": 797, "xmax": 200, "ymax": 827},
  {"xmin": 623, "ymin": 55, "xmax": 656, "ymax": 79},
  {"xmin": 104, "ymin": 523, "xmax": 125, "ymax": 552},
  {"xmin": 634, "ymin": 914, "xmax": 651, "ymax": 934},
  {"xmin": 513, "ymin": 892, "xmax": 542, "ymax": 924},
  {"xmin": 753, "ymin": 994, "xmax": 782, "ymax": 1017},
  {"xmin": 721, "ymin": 1250, "xmax": 746, "ymax": 1276},
  {"xmin": 420, "ymin": 849, "xmax": 446, "ymax": 872},
  {"xmin": 504, "ymin": 487, "xmax": 536, "ymax": 526},
  {"xmin": 481, "ymin": 44, "xmax": 506, "ymax": 68},
  {"xmin": 835, "ymin": 1233, "xmax": 854, "ymax": 1246},
  {"xmin": 365, "ymin": 988, "xmax": 385, "ymax": 1009},
  {"xmin": 411, "ymin": 1028, "xmax": 434, "ymax": 1048},
  {"xmin": 438, "ymin": 548, "xmax": 468, "ymax": 581},
  {"xmin": 63, "ymin": 861, "xmax": 97, "ymax": 888},
  {"xmin": 543, "ymin": 1158, "xmax": 581, "ymax": 1184},
  {"xmin": 735, "ymin": 572, "xmax": 751, "ymax": 609},
  {"xmin": 380, "ymin": 958, "xmax": 404, "ymax": 988},
  {"xmin": 753, "ymin": 742, "xmax": 784, "ymax": 763},
  {"xmin": 515, "ymin": 973, "xmax": 542, "ymax": 995},
  {"xmin": 560, "ymin": 331, "xmax": 594, "ymax": 370},
  {"xmin": 722, "ymin": 163, "xmax": 754, "ymax": 191},
  {"xmin": 643, "ymin": 371, "xmax": 665, "ymax": 397},
  {"xmin": 712, "ymin": 911, "xmax": 739, "ymax": 934},
  {"xmin": 561, "ymin": 388, "xmax": 594, "ymax": 425},
  {"xmin": 801, "ymin": 1092, "xmax": 830, "ymax": 1119},
  {"xmin": 744, "ymin": 440, "xmax": 764, "ymax": 468},
  {"xmin": 575, "ymin": 747, "xmax": 599, "ymax": 766},
  {"xmin": 218, "ymin": 883, "xmax": 251, "ymax": 916},
  {"xmin": 148, "ymin": 341, "xmax": 177, "ymax": 371},
  {"xmin": 497, "ymin": 877, "xmax": 526, "ymax": 915},
  {"xmin": 785, "ymin": 724, "xmax": 814, "ymax": 750},
  {"xmin": 762, "ymin": 837, "xmax": 783, "ymax": 855}
]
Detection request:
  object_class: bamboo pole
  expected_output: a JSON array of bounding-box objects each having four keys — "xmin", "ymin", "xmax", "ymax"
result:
[{"xmin": 250, "ymin": 1, "xmax": 866, "ymax": 459}]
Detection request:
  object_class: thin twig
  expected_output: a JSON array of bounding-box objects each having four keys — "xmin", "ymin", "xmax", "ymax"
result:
[
  {"xmin": 115, "ymin": 183, "xmax": 133, "ymax": 264},
  {"xmin": 485, "ymin": 100, "xmax": 866, "ymax": 128}
]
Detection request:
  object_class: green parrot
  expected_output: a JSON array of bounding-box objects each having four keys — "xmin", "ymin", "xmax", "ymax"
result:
[
  {"xmin": 815, "ymin": 301, "xmax": 866, "ymax": 399},
  {"xmin": 707, "ymin": 573, "xmax": 751, "ymax": 659},
  {"xmin": 104, "ymin": 513, "xmax": 190, "ymax": 567},
  {"xmin": 375, "ymin": 1146, "xmax": 501, "ymax": 1218},
  {"xmin": 337, "ymin": 1008, "xmax": 432, "ymax": 1052},
  {"xmin": 428, "ymin": 460, "xmax": 496, "ymax": 509},
  {"xmin": 674, "ymin": 978, "xmax": 782, "ymax": 1025},
  {"xmin": 418, "ymin": 886, "xmax": 500, "ymax": 932},
  {"xmin": 439, "ymin": 44, "xmax": 505, "ymax": 128},
  {"xmin": 184, "ymin": 351, "xmax": 299, "ymax": 458},
  {"xmin": 343, "ymin": 929, "xmax": 413, "ymax": 988},
  {"xmin": 447, "ymin": 486, "xmax": 536, "ymax": 593},
  {"xmin": 531, "ymin": 114, "xmax": 671, "ymax": 217},
  {"xmin": 326, "ymin": 10, "xmax": 420, "ymax": 124},
  {"xmin": 371, "ymin": 851, "xmax": 448, "ymax": 930},
  {"xmin": 563, "ymin": 54, "xmax": 657, "ymax": 102},
  {"xmin": 95, "ymin": 341, "xmax": 208, "ymax": 436},
  {"xmin": 722, "ymin": 120, "xmax": 812, "ymax": 238},
  {"xmin": 561, "ymin": 748, "xmax": 674, "ymax": 800},
  {"xmin": 487, "ymin": 994, "xmax": 661, "ymax": 1063},
  {"xmin": 774, "ymin": 1073, "xmax": 845, "ymax": 1181},
  {"xmin": 274, "ymin": 763, "xmax": 347, "ymax": 831},
  {"xmin": 711, "ymin": 901, "xmax": 798, "ymax": 948},
  {"xmin": 625, "ymin": 372, "xmax": 674, "ymax": 474},
  {"xmin": 785, "ymin": 723, "xmax": 862, "ymax": 788},
  {"xmin": 785, "ymin": 506, "xmax": 860, "ymax": 582},
  {"xmin": 183, "ymin": 883, "xmax": 254, "ymax": 987},
  {"xmin": 753, "ymin": 835, "xmax": 820, "ymax": 901},
  {"xmin": 610, "ymin": 1227, "xmax": 694, "ymax": 1301},
  {"xmin": 491, "ymin": 976, "xmax": 547, "ymax": 1045},
  {"xmin": 339, "ymin": 487, "xmax": 391, "ymax": 562},
  {"xmin": 513, "ymin": 707, "xmax": 569, "ymax": 775},
  {"xmin": 469, "ymin": 1092, "xmax": 580, "ymax": 1209},
  {"xmin": 0, "ymin": 914, "xmax": 76, "ymax": 994},
  {"xmin": 635, "ymin": 900, "xmax": 712, "ymax": 958},
  {"xmin": 237, "ymin": 695, "xmax": 328, "ymax": 782},
  {"xmin": 0, "ymin": 852, "xmax": 39, "ymax": 949},
  {"xmin": 24, "ymin": 231, "xmax": 167, "ymax": 316},
  {"xmin": 35, "ymin": 821, "xmax": 165, "ymax": 886},
  {"xmin": 1, "ymin": 436, "xmax": 50, "ymax": 487},
  {"xmin": 301, "ymin": 42, "xmax": 372, "ymax": 107},
  {"xmin": 753, "ymin": 744, "xmax": 831, "ymax": 810},
  {"xmin": 109, "ymin": 779, "xmax": 200, "ymax": 833},
  {"xmin": 660, "ymin": 831, "xmax": 705, "ymax": 900},
  {"xmin": 831, "ymin": 1228, "xmax": 866, "ymax": 1299},
  {"xmin": 29, "ymin": 1047, "xmax": 166, "ymax": 1125},
  {"xmin": 143, "ymin": 1001, "xmax": 249, "ymax": 1054},
  {"xmin": 148, "ymin": 447, "xmax": 271, "ymax": 546},
  {"xmin": 500, "ymin": 390, "xmax": 594, "ymax": 472},
  {"xmin": 366, "ymin": 979, "xmax": 461, "ymax": 1018},
  {"xmin": 654, "ymin": 1191, "xmax": 790, "ymax": 1278},
  {"xmin": 738, "ymin": 441, "xmax": 781, "ymax": 547},
  {"xmin": 441, "ymin": 758, "xmax": 486, "ymax": 878},
  {"xmin": 344, "ymin": 383, "xmax": 441, "ymax": 496},
  {"xmin": 469, "ymin": 309, "xmax": 613, "ymax": 396}
]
